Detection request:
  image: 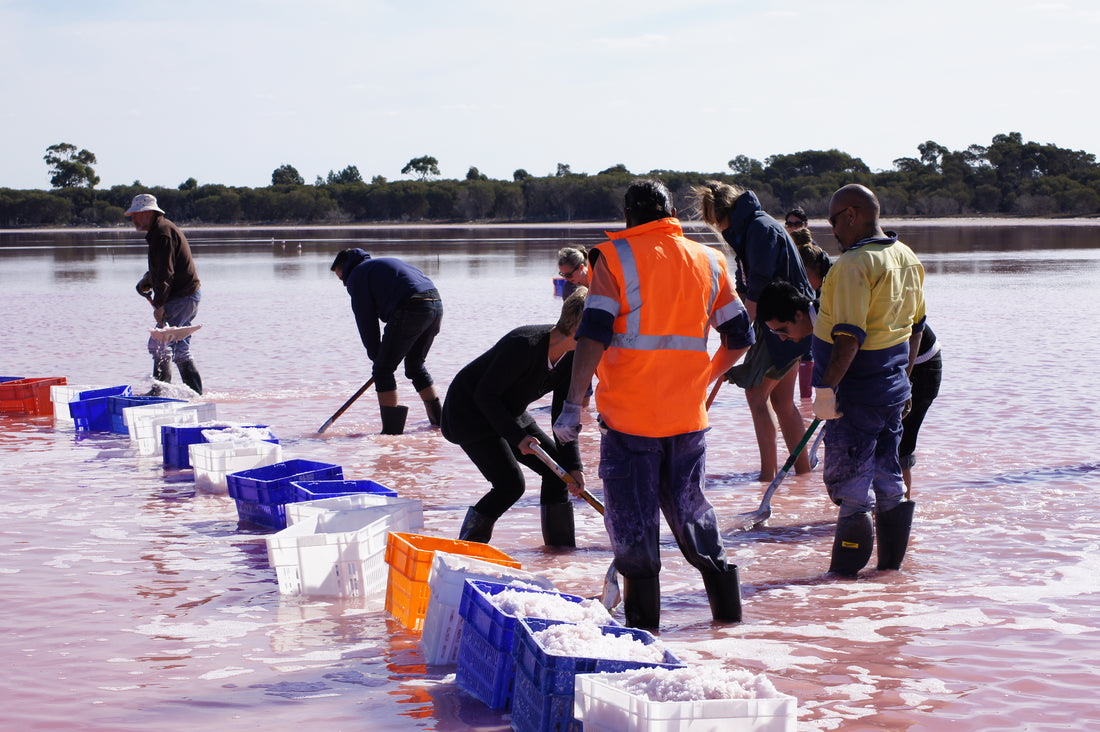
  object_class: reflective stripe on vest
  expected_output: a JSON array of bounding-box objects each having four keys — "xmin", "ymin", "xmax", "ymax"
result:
[{"xmin": 606, "ymin": 238, "xmax": 722, "ymax": 353}]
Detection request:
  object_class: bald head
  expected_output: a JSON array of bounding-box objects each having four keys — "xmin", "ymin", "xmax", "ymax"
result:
[{"xmin": 828, "ymin": 184, "xmax": 885, "ymax": 250}]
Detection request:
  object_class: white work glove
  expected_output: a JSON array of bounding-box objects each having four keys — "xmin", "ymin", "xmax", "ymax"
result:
[
  {"xmin": 552, "ymin": 401, "xmax": 583, "ymax": 443},
  {"xmin": 813, "ymin": 387, "xmax": 842, "ymax": 420}
]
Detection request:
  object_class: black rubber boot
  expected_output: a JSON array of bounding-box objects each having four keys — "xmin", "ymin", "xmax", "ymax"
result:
[
  {"xmin": 177, "ymin": 360, "xmax": 203, "ymax": 395},
  {"xmin": 380, "ymin": 405, "xmax": 408, "ymax": 435},
  {"xmin": 458, "ymin": 507, "xmax": 495, "ymax": 543},
  {"xmin": 424, "ymin": 398, "xmax": 442, "ymax": 427},
  {"xmin": 622, "ymin": 575, "xmax": 661, "ymax": 631},
  {"xmin": 145, "ymin": 359, "xmax": 172, "ymax": 396},
  {"xmin": 701, "ymin": 566, "xmax": 742, "ymax": 623},
  {"xmin": 875, "ymin": 500, "xmax": 916, "ymax": 570},
  {"xmin": 540, "ymin": 502, "xmax": 576, "ymax": 548},
  {"xmin": 828, "ymin": 511, "xmax": 874, "ymax": 577}
]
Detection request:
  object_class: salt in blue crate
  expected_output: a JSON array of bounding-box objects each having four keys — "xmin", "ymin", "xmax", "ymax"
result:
[
  {"xmin": 70, "ymin": 386, "xmax": 133, "ymax": 432},
  {"xmin": 291, "ymin": 479, "xmax": 396, "ymax": 502},
  {"xmin": 512, "ymin": 617, "xmax": 683, "ymax": 697},
  {"xmin": 510, "ymin": 658, "xmax": 580, "ymax": 732},
  {"xmin": 455, "ymin": 580, "xmax": 590, "ymax": 711},
  {"xmin": 227, "ymin": 459, "xmax": 343, "ymax": 530},
  {"xmin": 107, "ymin": 395, "xmax": 183, "ymax": 434},
  {"xmin": 461, "ymin": 580, "xmax": 588, "ymax": 653},
  {"xmin": 161, "ymin": 423, "xmax": 275, "ymax": 468}
]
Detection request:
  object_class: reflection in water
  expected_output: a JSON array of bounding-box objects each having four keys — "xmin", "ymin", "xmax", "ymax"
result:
[{"xmin": 1, "ymin": 223, "xmax": 1100, "ymax": 731}]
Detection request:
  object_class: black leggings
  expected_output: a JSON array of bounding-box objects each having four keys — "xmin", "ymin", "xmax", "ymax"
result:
[
  {"xmin": 900, "ymin": 352, "xmax": 942, "ymax": 467},
  {"xmin": 460, "ymin": 425, "xmax": 570, "ymax": 519}
]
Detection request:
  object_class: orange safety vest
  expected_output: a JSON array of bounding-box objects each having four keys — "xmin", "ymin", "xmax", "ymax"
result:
[{"xmin": 589, "ymin": 218, "xmax": 741, "ymax": 438}]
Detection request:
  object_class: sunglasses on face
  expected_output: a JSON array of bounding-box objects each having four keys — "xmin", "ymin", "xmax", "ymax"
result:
[{"xmin": 559, "ymin": 264, "xmax": 581, "ymax": 279}]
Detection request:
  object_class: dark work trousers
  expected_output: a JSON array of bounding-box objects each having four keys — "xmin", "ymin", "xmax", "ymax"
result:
[
  {"xmin": 462, "ymin": 424, "xmax": 569, "ymax": 519},
  {"xmin": 598, "ymin": 425, "xmax": 732, "ymax": 580},
  {"xmin": 373, "ymin": 299, "xmax": 442, "ymax": 392},
  {"xmin": 899, "ymin": 352, "xmax": 942, "ymax": 469}
]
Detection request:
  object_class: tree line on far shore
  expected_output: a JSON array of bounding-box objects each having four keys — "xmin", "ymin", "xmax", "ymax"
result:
[{"xmin": 3, "ymin": 132, "xmax": 1099, "ymax": 228}]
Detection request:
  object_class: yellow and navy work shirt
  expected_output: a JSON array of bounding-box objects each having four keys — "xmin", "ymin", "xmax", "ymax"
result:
[
  {"xmin": 811, "ymin": 233, "xmax": 926, "ymax": 406},
  {"xmin": 576, "ymin": 217, "xmax": 753, "ymax": 438}
]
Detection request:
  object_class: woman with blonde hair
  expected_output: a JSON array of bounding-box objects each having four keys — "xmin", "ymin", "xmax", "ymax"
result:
[{"xmin": 691, "ymin": 181, "xmax": 816, "ymax": 481}]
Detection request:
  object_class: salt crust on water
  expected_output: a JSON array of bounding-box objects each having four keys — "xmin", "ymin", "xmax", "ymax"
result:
[
  {"xmin": 600, "ymin": 666, "xmax": 782, "ymax": 702},
  {"xmin": 531, "ymin": 622, "xmax": 666, "ymax": 663},
  {"xmin": 488, "ymin": 587, "xmax": 613, "ymax": 624}
]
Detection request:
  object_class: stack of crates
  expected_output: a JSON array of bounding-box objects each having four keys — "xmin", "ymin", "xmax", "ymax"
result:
[
  {"xmin": 226, "ymin": 459, "xmax": 343, "ymax": 530},
  {"xmin": 124, "ymin": 401, "xmax": 217, "ymax": 456},
  {"xmin": 189, "ymin": 438, "xmax": 284, "ymax": 492},
  {"xmin": 291, "ymin": 479, "xmax": 396, "ymax": 503},
  {"xmin": 162, "ymin": 423, "xmax": 276, "ymax": 469},
  {"xmin": 0, "ymin": 377, "xmax": 67, "ymax": 416},
  {"xmin": 383, "ymin": 533, "xmax": 520, "ymax": 632},
  {"xmin": 420, "ymin": 554, "xmax": 556, "ymax": 667},
  {"xmin": 574, "ymin": 670, "xmax": 798, "ymax": 732},
  {"xmin": 509, "ymin": 618, "xmax": 683, "ymax": 732},
  {"xmin": 265, "ymin": 494, "xmax": 424, "ymax": 598},
  {"xmin": 107, "ymin": 395, "xmax": 183, "ymax": 434},
  {"xmin": 455, "ymin": 579, "xmax": 595, "ymax": 711},
  {"xmin": 65, "ymin": 386, "xmax": 133, "ymax": 431}
]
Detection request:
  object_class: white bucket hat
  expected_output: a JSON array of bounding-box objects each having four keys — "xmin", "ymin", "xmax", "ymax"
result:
[{"xmin": 124, "ymin": 193, "xmax": 165, "ymax": 216}]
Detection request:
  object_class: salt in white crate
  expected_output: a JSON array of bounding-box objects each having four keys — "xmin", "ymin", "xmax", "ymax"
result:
[
  {"xmin": 286, "ymin": 492, "xmax": 423, "ymax": 527},
  {"xmin": 265, "ymin": 500, "xmax": 425, "ymax": 599},
  {"xmin": 189, "ymin": 438, "xmax": 283, "ymax": 493},
  {"xmin": 419, "ymin": 552, "xmax": 555, "ymax": 667},
  {"xmin": 574, "ymin": 672, "xmax": 797, "ymax": 732},
  {"xmin": 125, "ymin": 401, "xmax": 217, "ymax": 456}
]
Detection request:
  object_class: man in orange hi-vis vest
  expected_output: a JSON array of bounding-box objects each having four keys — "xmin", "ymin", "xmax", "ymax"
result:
[{"xmin": 553, "ymin": 179, "xmax": 755, "ymax": 630}]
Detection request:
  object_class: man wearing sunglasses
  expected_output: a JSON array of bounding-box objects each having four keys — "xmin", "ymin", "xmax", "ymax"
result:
[{"xmin": 813, "ymin": 184, "xmax": 925, "ymax": 578}]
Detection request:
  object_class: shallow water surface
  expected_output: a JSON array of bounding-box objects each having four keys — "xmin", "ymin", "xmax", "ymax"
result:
[{"xmin": 1, "ymin": 222, "xmax": 1099, "ymax": 731}]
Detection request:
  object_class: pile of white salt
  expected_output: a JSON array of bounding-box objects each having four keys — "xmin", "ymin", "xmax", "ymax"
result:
[
  {"xmin": 488, "ymin": 587, "xmax": 613, "ymax": 625},
  {"xmin": 530, "ymin": 622, "xmax": 667, "ymax": 663},
  {"xmin": 598, "ymin": 665, "xmax": 782, "ymax": 702}
]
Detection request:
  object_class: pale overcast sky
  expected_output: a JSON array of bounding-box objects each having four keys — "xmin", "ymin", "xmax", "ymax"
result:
[{"xmin": 2, "ymin": 0, "xmax": 1097, "ymax": 190}]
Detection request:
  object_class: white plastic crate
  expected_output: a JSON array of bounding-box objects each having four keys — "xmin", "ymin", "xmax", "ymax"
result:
[
  {"xmin": 265, "ymin": 501, "xmax": 424, "ymax": 598},
  {"xmin": 124, "ymin": 401, "xmax": 218, "ymax": 454},
  {"xmin": 419, "ymin": 551, "xmax": 555, "ymax": 666},
  {"xmin": 574, "ymin": 671, "xmax": 797, "ymax": 732},
  {"xmin": 189, "ymin": 438, "xmax": 283, "ymax": 493},
  {"xmin": 50, "ymin": 384, "xmax": 103, "ymax": 422},
  {"xmin": 285, "ymin": 492, "xmax": 424, "ymax": 527}
]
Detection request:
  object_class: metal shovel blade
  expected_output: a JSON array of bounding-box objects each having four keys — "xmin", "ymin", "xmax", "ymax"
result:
[
  {"xmin": 729, "ymin": 418, "xmax": 822, "ymax": 533},
  {"xmin": 601, "ymin": 561, "xmax": 622, "ymax": 610}
]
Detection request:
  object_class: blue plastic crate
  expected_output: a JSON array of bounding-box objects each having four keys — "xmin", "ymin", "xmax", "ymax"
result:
[
  {"xmin": 227, "ymin": 459, "xmax": 343, "ymax": 530},
  {"xmin": 510, "ymin": 658, "xmax": 579, "ymax": 732},
  {"xmin": 455, "ymin": 580, "xmax": 592, "ymax": 711},
  {"xmin": 107, "ymin": 395, "xmax": 183, "ymax": 434},
  {"xmin": 291, "ymin": 479, "xmax": 396, "ymax": 502},
  {"xmin": 160, "ymin": 423, "xmax": 275, "ymax": 468},
  {"xmin": 70, "ymin": 386, "xmax": 133, "ymax": 432},
  {"xmin": 512, "ymin": 618, "xmax": 683, "ymax": 697},
  {"xmin": 456, "ymin": 612, "xmax": 517, "ymax": 710},
  {"xmin": 0, "ymin": 376, "xmax": 25, "ymax": 383}
]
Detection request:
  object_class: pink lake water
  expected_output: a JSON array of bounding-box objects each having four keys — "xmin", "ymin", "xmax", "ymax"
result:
[{"xmin": 1, "ymin": 221, "xmax": 1099, "ymax": 731}]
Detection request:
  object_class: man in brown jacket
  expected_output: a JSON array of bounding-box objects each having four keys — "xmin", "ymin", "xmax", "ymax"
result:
[{"xmin": 126, "ymin": 194, "xmax": 203, "ymax": 394}]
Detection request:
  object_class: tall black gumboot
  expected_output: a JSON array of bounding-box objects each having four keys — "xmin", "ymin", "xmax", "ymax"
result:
[
  {"xmin": 457, "ymin": 506, "xmax": 495, "ymax": 543},
  {"xmin": 540, "ymin": 502, "xmax": 576, "ymax": 548},
  {"xmin": 423, "ymin": 397, "xmax": 442, "ymax": 427},
  {"xmin": 379, "ymin": 405, "xmax": 409, "ymax": 435},
  {"xmin": 177, "ymin": 360, "xmax": 203, "ymax": 395},
  {"xmin": 875, "ymin": 500, "xmax": 916, "ymax": 570},
  {"xmin": 145, "ymin": 358, "xmax": 172, "ymax": 396},
  {"xmin": 622, "ymin": 575, "xmax": 661, "ymax": 631},
  {"xmin": 701, "ymin": 566, "xmax": 742, "ymax": 623},
  {"xmin": 828, "ymin": 511, "xmax": 874, "ymax": 577}
]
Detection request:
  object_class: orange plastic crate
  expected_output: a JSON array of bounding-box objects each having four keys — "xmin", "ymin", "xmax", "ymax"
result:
[
  {"xmin": 384, "ymin": 532, "xmax": 520, "ymax": 631},
  {"xmin": 0, "ymin": 377, "xmax": 67, "ymax": 416}
]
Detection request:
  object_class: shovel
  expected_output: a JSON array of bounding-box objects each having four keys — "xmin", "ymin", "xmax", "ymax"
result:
[
  {"xmin": 529, "ymin": 443, "xmax": 622, "ymax": 610},
  {"xmin": 317, "ymin": 377, "xmax": 375, "ymax": 434},
  {"xmin": 730, "ymin": 417, "xmax": 822, "ymax": 531}
]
